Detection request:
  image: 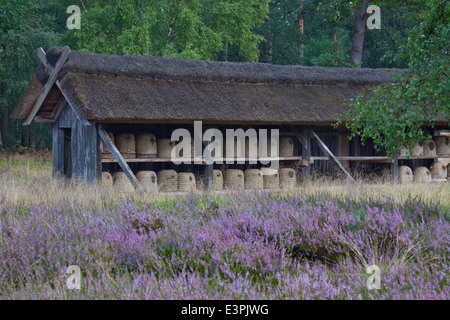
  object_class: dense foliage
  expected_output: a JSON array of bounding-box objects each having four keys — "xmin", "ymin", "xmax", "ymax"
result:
[
  {"xmin": 64, "ymin": 0, "xmax": 270, "ymax": 61},
  {"xmin": 0, "ymin": 0, "xmax": 446, "ymax": 150},
  {"xmin": 338, "ymin": 0, "xmax": 449, "ymax": 157}
]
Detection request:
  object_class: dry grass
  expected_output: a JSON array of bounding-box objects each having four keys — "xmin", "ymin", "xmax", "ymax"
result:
[{"xmin": 0, "ymin": 152, "xmax": 448, "ymax": 207}]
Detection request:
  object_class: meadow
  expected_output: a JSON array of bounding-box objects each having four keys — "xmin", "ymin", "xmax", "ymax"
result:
[{"xmin": 0, "ymin": 152, "xmax": 449, "ymax": 299}]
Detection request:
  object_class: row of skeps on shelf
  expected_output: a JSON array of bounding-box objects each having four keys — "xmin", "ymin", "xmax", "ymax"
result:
[
  {"xmin": 101, "ymin": 168, "xmax": 298, "ymax": 193},
  {"xmin": 399, "ymin": 161, "xmax": 450, "ymax": 184},
  {"xmin": 101, "ymin": 132, "xmax": 295, "ymax": 158},
  {"xmin": 400, "ymin": 137, "xmax": 450, "ymax": 156}
]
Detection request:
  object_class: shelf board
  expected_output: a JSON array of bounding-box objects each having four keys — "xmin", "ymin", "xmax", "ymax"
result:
[
  {"xmin": 311, "ymin": 155, "xmax": 450, "ymax": 163},
  {"xmin": 102, "ymin": 154, "xmax": 450, "ymax": 164},
  {"xmin": 398, "ymin": 155, "xmax": 450, "ymax": 160},
  {"xmin": 101, "ymin": 156, "xmax": 309, "ymax": 166}
]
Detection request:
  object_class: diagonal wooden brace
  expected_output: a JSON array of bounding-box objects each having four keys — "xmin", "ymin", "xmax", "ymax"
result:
[
  {"xmin": 24, "ymin": 46, "xmax": 71, "ymax": 125},
  {"xmin": 309, "ymin": 129, "xmax": 356, "ymax": 183},
  {"xmin": 99, "ymin": 128, "xmax": 143, "ymax": 191}
]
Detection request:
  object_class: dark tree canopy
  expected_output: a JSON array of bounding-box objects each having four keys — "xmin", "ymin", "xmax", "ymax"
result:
[
  {"xmin": 337, "ymin": 0, "xmax": 449, "ymax": 157},
  {"xmin": 0, "ymin": 0, "xmax": 447, "ymax": 150}
]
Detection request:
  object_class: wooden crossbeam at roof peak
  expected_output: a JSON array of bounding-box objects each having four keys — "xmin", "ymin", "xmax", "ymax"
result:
[{"xmin": 23, "ymin": 46, "xmax": 71, "ymax": 126}]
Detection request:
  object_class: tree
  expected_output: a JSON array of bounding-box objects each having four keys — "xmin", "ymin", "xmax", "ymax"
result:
[
  {"xmin": 318, "ymin": 0, "xmax": 430, "ymax": 67},
  {"xmin": 65, "ymin": 0, "xmax": 270, "ymax": 62},
  {"xmin": 0, "ymin": 0, "xmax": 64, "ymax": 148},
  {"xmin": 337, "ymin": 0, "xmax": 449, "ymax": 157},
  {"xmin": 361, "ymin": 0, "xmax": 429, "ymax": 68},
  {"xmin": 255, "ymin": 0, "xmax": 353, "ymax": 67},
  {"xmin": 317, "ymin": 0, "xmax": 372, "ymax": 66},
  {"xmin": 255, "ymin": 0, "xmax": 304, "ymax": 65}
]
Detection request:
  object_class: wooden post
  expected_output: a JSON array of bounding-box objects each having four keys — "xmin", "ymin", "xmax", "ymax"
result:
[
  {"xmin": 309, "ymin": 130, "xmax": 356, "ymax": 183},
  {"xmin": 338, "ymin": 126, "xmax": 350, "ymax": 171},
  {"xmin": 290, "ymin": 126, "xmax": 310, "ymax": 180},
  {"xmin": 98, "ymin": 128, "xmax": 142, "ymax": 190},
  {"xmin": 52, "ymin": 125, "xmax": 64, "ymax": 178},
  {"xmin": 391, "ymin": 155, "xmax": 399, "ymax": 184},
  {"xmin": 302, "ymin": 130, "xmax": 311, "ymax": 180},
  {"xmin": 96, "ymin": 124, "xmax": 102, "ymax": 181},
  {"xmin": 203, "ymin": 139, "xmax": 214, "ymax": 192},
  {"xmin": 205, "ymin": 163, "xmax": 214, "ymax": 192}
]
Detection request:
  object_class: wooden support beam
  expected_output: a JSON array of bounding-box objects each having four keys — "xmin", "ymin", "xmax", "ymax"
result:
[
  {"xmin": 301, "ymin": 129, "xmax": 311, "ymax": 180},
  {"xmin": 338, "ymin": 126, "xmax": 350, "ymax": 171},
  {"xmin": 391, "ymin": 155, "xmax": 399, "ymax": 184},
  {"xmin": 24, "ymin": 46, "xmax": 71, "ymax": 125},
  {"xmin": 203, "ymin": 139, "xmax": 214, "ymax": 191},
  {"xmin": 96, "ymin": 124, "xmax": 102, "ymax": 181},
  {"xmin": 205, "ymin": 163, "xmax": 214, "ymax": 192},
  {"xmin": 309, "ymin": 130, "xmax": 356, "ymax": 183},
  {"xmin": 98, "ymin": 128, "xmax": 142, "ymax": 191},
  {"xmin": 290, "ymin": 126, "xmax": 308, "ymax": 147},
  {"xmin": 49, "ymin": 96, "xmax": 65, "ymax": 121},
  {"xmin": 55, "ymin": 80, "xmax": 91, "ymax": 126},
  {"xmin": 35, "ymin": 47, "xmax": 90, "ymax": 126},
  {"xmin": 37, "ymin": 47, "xmax": 52, "ymax": 70},
  {"xmin": 52, "ymin": 98, "xmax": 67, "ymax": 123}
]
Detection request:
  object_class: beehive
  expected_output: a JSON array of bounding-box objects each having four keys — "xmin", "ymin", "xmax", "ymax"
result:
[
  {"xmin": 423, "ymin": 140, "xmax": 436, "ymax": 156},
  {"xmin": 180, "ymin": 143, "xmax": 195, "ymax": 158},
  {"xmin": 224, "ymin": 169, "xmax": 244, "ymax": 190},
  {"xmin": 211, "ymin": 143, "xmax": 223, "ymax": 159},
  {"xmin": 411, "ymin": 142, "xmax": 424, "ymax": 156},
  {"xmin": 224, "ymin": 140, "xmax": 243, "ymax": 158},
  {"xmin": 244, "ymin": 169, "xmax": 263, "ymax": 189},
  {"xmin": 178, "ymin": 172, "xmax": 196, "ymax": 192},
  {"xmin": 136, "ymin": 134, "xmax": 157, "ymax": 158},
  {"xmin": 264, "ymin": 138, "xmax": 278, "ymax": 157},
  {"xmin": 400, "ymin": 147, "xmax": 408, "ymax": 156},
  {"xmin": 158, "ymin": 139, "xmax": 176, "ymax": 158},
  {"xmin": 413, "ymin": 167, "xmax": 432, "ymax": 183},
  {"xmin": 429, "ymin": 161, "xmax": 448, "ymax": 180},
  {"xmin": 115, "ymin": 133, "xmax": 136, "ymax": 158},
  {"xmin": 136, "ymin": 171, "xmax": 157, "ymax": 192},
  {"xmin": 280, "ymin": 168, "xmax": 296, "ymax": 189},
  {"xmin": 261, "ymin": 168, "xmax": 279, "ymax": 189},
  {"xmin": 434, "ymin": 137, "xmax": 450, "ymax": 155},
  {"xmin": 203, "ymin": 170, "xmax": 224, "ymax": 191},
  {"xmin": 280, "ymin": 137, "xmax": 294, "ymax": 157},
  {"xmin": 398, "ymin": 166, "xmax": 413, "ymax": 184},
  {"xmin": 101, "ymin": 172, "xmax": 113, "ymax": 187},
  {"xmin": 113, "ymin": 172, "xmax": 135, "ymax": 193},
  {"xmin": 213, "ymin": 170, "xmax": 224, "ymax": 190},
  {"xmin": 157, "ymin": 170, "xmax": 178, "ymax": 192},
  {"xmin": 101, "ymin": 131, "xmax": 115, "ymax": 159},
  {"xmin": 401, "ymin": 142, "xmax": 423, "ymax": 156},
  {"xmin": 245, "ymin": 139, "xmax": 259, "ymax": 158}
]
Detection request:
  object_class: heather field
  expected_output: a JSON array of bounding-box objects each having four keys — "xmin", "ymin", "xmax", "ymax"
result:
[{"xmin": 0, "ymin": 154, "xmax": 449, "ymax": 300}]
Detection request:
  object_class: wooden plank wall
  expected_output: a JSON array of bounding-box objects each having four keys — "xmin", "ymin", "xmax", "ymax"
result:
[
  {"xmin": 71, "ymin": 118, "xmax": 99, "ymax": 182},
  {"xmin": 53, "ymin": 102, "xmax": 99, "ymax": 183},
  {"xmin": 52, "ymin": 124, "xmax": 64, "ymax": 178}
]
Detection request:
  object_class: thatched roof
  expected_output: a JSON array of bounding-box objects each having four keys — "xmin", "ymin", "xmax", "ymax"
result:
[{"xmin": 13, "ymin": 46, "xmax": 401, "ymax": 124}]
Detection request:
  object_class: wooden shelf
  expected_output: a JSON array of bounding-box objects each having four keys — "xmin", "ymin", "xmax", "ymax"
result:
[
  {"xmin": 102, "ymin": 157, "xmax": 174, "ymax": 163},
  {"xmin": 102, "ymin": 154, "xmax": 450, "ymax": 165},
  {"xmin": 310, "ymin": 155, "xmax": 450, "ymax": 164},
  {"xmin": 397, "ymin": 155, "xmax": 450, "ymax": 160},
  {"xmin": 102, "ymin": 156, "xmax": 309, "ymax": 166}
]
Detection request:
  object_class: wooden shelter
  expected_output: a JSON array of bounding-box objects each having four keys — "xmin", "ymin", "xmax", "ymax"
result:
[{"xmin": 11, "ymin": 46, "xmax": 448, "ymax": 190}]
